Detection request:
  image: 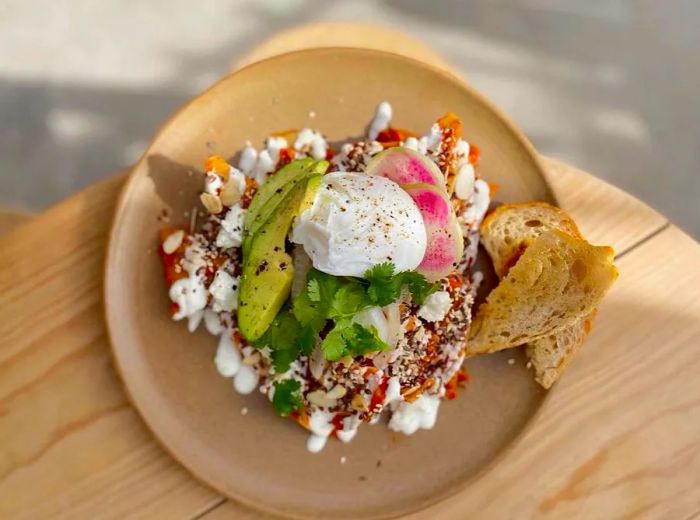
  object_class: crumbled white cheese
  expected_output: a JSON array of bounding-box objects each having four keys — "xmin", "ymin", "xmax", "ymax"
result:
[
  {"xmin": 209, "ymin": 270, "xmax": 239, "ymax": 312},
  {"xmin": 169, "ymin": 272, "xmax": 207, "ymax": 322},
  {"xmin": 265, "ymin": 136, "xmax": 288, "ymax": 164},
  {"xmin": 388, "ymin": 394, "xmax": 441, "ymax": 435},
  {"xmin": 170, "ymin": 243, "xmax": 210, "ymax": 331},
  {"xmin": 204, "ymin": 171, "xmax": 224, "ymax": 196},
  {"xmin": 453, "ymin": 138, "xmax": 470, "ymax": 164},
  {"xmin": 238, "ymin": 143, "xmax": 257, "ymax": 174},
  {"xmin": 403, "ymin": 136, "xmax": 419, "ymax": 151},
  {"xmin": 422, "ymin": 123, "xmax": 442, "ymax": 153},
  {"xmin": 417, "ymin": 290, "xmax": 452, "ymax": 322},
  {"xmin": 214, "ymin": 332, "xmax": 241, "ymax": 377},
  {"xmin": 385, "ymin": 376, "xmax": 402, "ymax": 404},
  {"xmin": 251, "ymin": 149, "xmax": 275, "ymax": 185},
  {"xmin": 294, "ymin": 128, "xmax": 327, "ymax": 160},
  {"xmin": 463, "ymin": 179, "xmax": 491, "ymax": 224},
  {"xmin": 216, "ymin": 205, "xmax": 246, "ymax": 248},
  {"xmin": 368, "ymin": 101, "xmax": 392, "ymax": 140}
]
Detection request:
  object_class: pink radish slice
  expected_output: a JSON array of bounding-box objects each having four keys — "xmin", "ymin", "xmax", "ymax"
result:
[
  {"xmin": 365, "ymin": 147, "xmax": 446, "ymax": 192},
  {"xmin": 403, "ymin": 183, "xmax": 463, "ymax": 281}
]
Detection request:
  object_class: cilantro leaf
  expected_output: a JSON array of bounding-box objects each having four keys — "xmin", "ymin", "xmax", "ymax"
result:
[
  {"xmin": 297, "ymin": 324, "xmax": 317, "ymax": 355},
  {"xmin": 343, "ymin": 322, "xmax": 390, "ymax": 357},
  {"xmin": 363, "ymin": 262, "xmax": 438, "ymax": 306},
  {"xmin": 256, "ymin": 308, "xmax": 302, "ymax": 373},
  {"xmin": 307, "ymin": 279, "xmax": 321, "ymax": 302},
  {"xmin": 397, "ymin": 271, "xmax": 440, "ymax": 305},
  {"xmin": 271, "ymin": 347, "xmax": 299, "ymax": 374},
  {"xmin": 319, "ymin": 326, "xmax": 348, "ymax": 361},
  {"xmin": 329, "ymin": 281, "xmax": 372, "ymax": 318},
  {"xmin": 271, "ymin": 379, "xmax": 303, "ymax": 417},
  {"xmin": 364, "ymin": 262, "xmax": 400, "ymax": 306},
  {"xmin": 320, "ymin": 320, "xmax": 389, "ymax": 361}
]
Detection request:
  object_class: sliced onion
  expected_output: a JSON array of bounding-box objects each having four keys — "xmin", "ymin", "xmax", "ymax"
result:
[
  {"xmin": 309, "ymin": 345, "xmax": 325, "ymax": 381},
  {"xmin": 383, "ymin": 302, "xmax": 401, "ymax": 348},
  {"xmin": 291, "ymin": 245, "xmax": 312, "ymax": 299}
]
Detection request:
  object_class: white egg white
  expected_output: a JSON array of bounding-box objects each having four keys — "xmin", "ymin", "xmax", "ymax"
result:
[{"xmin": 291, "ymin": 172, "xmax": 427, "ymax": 277}]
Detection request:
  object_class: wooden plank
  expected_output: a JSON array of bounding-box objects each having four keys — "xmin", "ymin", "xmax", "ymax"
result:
[
  {"xmin": 0, "ymin": 159, "xmax": 670, "ymax": 519},
  {"xmin": 0, "ymin": 175, "xmax": 221, "ymax": 520},
  {"xmin": 199, "ymin": 227, "xmax": 700, "ymax": 520},
  {"xmin": 540, "ymin": 157, "xmax": 667, "ymax": 253},
  {"xmin": 0, "ymin": 209, "xmax": 33, "ymax": 238},
  {"xmin": 403, "ymin": 225, "xmax": 700, "ymax": 519}
]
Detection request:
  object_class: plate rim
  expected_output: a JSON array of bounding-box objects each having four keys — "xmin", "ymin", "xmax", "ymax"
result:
[{"xmin": 103, "ymin": 46, "xmax": 555, "ymax": 519}]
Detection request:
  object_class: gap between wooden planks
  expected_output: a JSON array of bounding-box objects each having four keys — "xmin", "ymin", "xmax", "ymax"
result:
[{"xmin": 2, "ymin": 161, "xmax": 692, "ymax": 520}]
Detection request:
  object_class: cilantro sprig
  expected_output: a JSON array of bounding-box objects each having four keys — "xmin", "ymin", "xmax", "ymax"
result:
[
  {"xmin": 320, "ymin": 319, "xmax": 389, "ymax": 361},
  {"xmin": 255, "ymin": 262, "xmax": 438, "ymax": 367},
  {"xmin": 271, "ymin": 379, "xmax": 303, "ymax": 417},
  {"xmin": 255, "ymin": 307, "xmax": 313, "ymax": 373},
  {"xmin": 364, "ymin": 262, "xmax": 439, "ymax": 306}
]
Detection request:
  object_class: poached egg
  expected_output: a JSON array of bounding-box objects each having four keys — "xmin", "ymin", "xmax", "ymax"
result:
[{"xmin": 292, "ymin": 172, "xmax": 427, "ymax": 277}]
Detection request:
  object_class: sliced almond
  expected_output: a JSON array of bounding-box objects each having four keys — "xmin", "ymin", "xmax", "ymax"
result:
[
  {"xmin": 309, "ymin": 346, "xmax": 326, "ymax": 381},
  {"xmin": 242, "ymin": 352, "xmax": 260, "ymax": 366},
  {"xmin": 219, "ymin": 178, "xmax": 242, "ymax": 206},
  {"xmin": 307, "ymin": 389, "xmax": 337, "ymax": 408},
  {"xmin": 162, "ymin": 229, "xmax": 185, "ymax": 254},
  {"xmin": 455, "ymin": 162, "xmax": 476, "ymax": 200},
  {"xmin": 200, "ymin": 192, "xmax": 223, "ymax": 214},
  {"xmin": 326, "ymin": 385, "xmax": 347, "ymax": 400}
]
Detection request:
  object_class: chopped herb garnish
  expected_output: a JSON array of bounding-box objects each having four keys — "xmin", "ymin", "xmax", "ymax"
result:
[
  {"xmin": 272, "ymin": 379, "xmax": 302, "ymax": 417},
  {"xmin": 364, "ymin": 262, "xmax": 438, "ymax": 306},
  {"xmin": 258, "ymin": 262, "xmax": 436, "ymax": 365},
  {"xmin": 320, "ymin": 320, "xmax": 389, "ymax": 361}
]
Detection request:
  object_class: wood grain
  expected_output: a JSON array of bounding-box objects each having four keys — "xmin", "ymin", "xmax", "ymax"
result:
[
  {"xmin": 0, "ymin": 208, "xmax": 32, "ymax": 238},
  {"xmin": 540, "ymin": 157, "xmax": 667, "ymax": 254},
  {"xmin": 404, "ymin": 225, "xmax": 700, "ymax": 520},
  {"xmin": 205, "ymin": 225, "xmax": 700, "ymax": 520},
  {"xmin": 0, "ymin": 161, "xmax": 678, "ymax": 519},
  {"xmin": 0, "ymin": 175, "xmax": 221, "ymax": 520},
  {"xmin": 0, "ymin": 23, "xmax": 691, "ymax": 520}
]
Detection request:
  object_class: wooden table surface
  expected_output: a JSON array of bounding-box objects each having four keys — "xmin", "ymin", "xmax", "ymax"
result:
[{"xmin": 1, "ymin": 24, "xmax": 699, "ymax": 520}]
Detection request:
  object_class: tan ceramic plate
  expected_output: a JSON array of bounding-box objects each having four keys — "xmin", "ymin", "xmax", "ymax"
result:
[{"xmin": 105, "ymin": 48, "xmax": 554, "ymax": 519}]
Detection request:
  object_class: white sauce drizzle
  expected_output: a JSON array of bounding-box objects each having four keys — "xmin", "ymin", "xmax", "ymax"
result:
[{"xmin": 368, "ymin": 101, "xmax": 392, "ymax": 140}]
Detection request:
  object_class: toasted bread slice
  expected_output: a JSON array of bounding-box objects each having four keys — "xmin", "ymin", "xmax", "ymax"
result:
[
  {"xmin": 479, "ymin": 202, "xmax": 600, "ymax": 387},
  {"xmin": 466, "ymin": 229, "xmax": 617, "ymax": 355},
  {"xmin": 525, "ymin": 310, "xmax": 596, "ymax": 389},
  {"xmin": 480, "ymin": 202, "xmax": 582, "ymax": 277}
]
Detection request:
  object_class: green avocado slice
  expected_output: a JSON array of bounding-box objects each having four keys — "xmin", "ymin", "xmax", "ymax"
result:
[
  {"xmin": 237, "ymin": 180, "xmax": 310, "ymax": 342},
  {"xmin": 242, "ymin": 158, "xmax": 328, "ymax": 256}
]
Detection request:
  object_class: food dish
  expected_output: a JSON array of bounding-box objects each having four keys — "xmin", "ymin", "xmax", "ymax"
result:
[
  {"xmin": 158, "ymin": 104, "xmax": 491, "ymax": 451},
  {"xmin": 104, "ymin": 48, "xmax": 599, "ymax": 518},
  {"xmin": 157, "ymin": 98, "xmax": 617, "ymax": 453}
]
